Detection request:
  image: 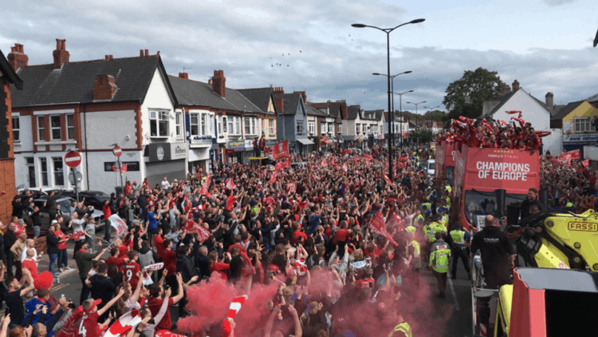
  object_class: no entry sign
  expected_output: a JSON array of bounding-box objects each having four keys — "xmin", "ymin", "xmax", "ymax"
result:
[
  {"xmin": 64, "ymin": 150, "xmax": 82, "ymax": 168},
  {"xmin": 113, "ymin": 145, "xmax": 122, "ymax": 157}
]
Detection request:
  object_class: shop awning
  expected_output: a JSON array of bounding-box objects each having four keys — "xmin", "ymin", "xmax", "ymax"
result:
[{"xmin": 297, "ymin": 138, "xmax": 315, "ymax": 145}]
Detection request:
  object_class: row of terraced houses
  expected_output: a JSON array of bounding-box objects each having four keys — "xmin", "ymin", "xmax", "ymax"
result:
[{"xmin": 2, "ymin": 39, "xmax": 428, "ymax": 194}]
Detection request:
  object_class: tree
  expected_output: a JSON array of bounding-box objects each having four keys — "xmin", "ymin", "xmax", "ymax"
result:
[{"xmin": 443, "ymin": 67, "xmax": 507, "ymax": 120}]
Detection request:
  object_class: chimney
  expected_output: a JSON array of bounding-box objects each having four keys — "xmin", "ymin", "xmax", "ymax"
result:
[
  {"xmin": 7, "ymin": 43, "xmax": 28, "ymax": 71},
  {"xmin": 104, "ymin": 55, "xmax": 114, "ymax": 61},
  {"xmin": 512, "ymin": 79, "xmax": 520, "ymax": 92},
  {"xmin": 545, "ymin": 92, "xmax": 554, "ymax": 107},
  {"xmin": 52, "ymin": 39, "xmax": 69, "ymax": 69},
  {"xmin": 179, "ymin": 72, "xmax": 189, "ymax": 80},
  {"xmin": 93, "ymin": 74, "xmax": 118, "ymax": 100},
  {"xmin": 273, "ymin": 87, "xmax": 284, "ymax": 113},
  {"xmin": 339, "ymin": 100, "xmax": 348, "ymax": 119},
  {"xmin": 145, "ymin": 49, "xmax": 149, "ymax": 57},
  {"xmin": 294, "ymin": 91, "xmax": 307, "ymax": 103},
  {"xmin": 501, "ymin": 83, "xmax": 511, "ymax": 96},
  {"xmin": 140, "ymin": 49, "xmax": 144, "ymax": 57},
  {"xmin": 211, "ymin": 70, "xmax": 226, "ymax": 98}
]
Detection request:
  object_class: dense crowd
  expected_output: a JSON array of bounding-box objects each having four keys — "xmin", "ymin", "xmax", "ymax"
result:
[{"xmin": 0, "ymin": 138, "xmax": 596, "ymax": 337}]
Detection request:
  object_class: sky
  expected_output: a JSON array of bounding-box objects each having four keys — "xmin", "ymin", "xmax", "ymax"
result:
[{"xmin": 2, "ymin": 0, "xmax": 598, "ymax": 115}]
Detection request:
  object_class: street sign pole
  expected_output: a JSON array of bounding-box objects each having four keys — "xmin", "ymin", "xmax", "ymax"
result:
[
  {"xmin": 113, "ymin": 145, "xmax": 124, "ymax": 194},
  {"xmin": 72, "ymin": 167, "xmax": 79, "ymax": 202}
]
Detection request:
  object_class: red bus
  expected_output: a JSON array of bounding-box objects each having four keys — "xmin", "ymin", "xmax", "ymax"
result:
[
  {"xmin": 435, "ymin": 140, "xmax": 456, "ymax": 188},
  {"xmin": 452, "ymin": 145, "xmax": 540, "ymax": 231}
]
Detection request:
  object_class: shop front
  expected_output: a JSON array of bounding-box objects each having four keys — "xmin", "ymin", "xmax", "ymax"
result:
[{"xmin": 145, "ymin": 142, "xmax": 188, "ymax": 185}]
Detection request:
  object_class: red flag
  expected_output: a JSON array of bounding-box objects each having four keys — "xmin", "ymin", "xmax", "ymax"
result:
[
  {"xmin": 268, "ymin": 172, "xmax": 277, "ymax": 184},
  {"xmin": 184, "ymin": 220, "xmax": 211, "ymax": 243},
  {"xmin": 369, "ymin": 211, "xmax": 398, "ymax": 246},
  {"xmin": 386, "ymin": 213, "xmax": 403, "ymax": 232},
  {"xmin": 200, "ymin": 174, "xmax": 212, "ymax": 196},
  {"xmin": 298, "ymin": 201, "xmax": 309, "ymax": 210},
  {"xmin": 112, "ymin": 164, "xmax": 118, "ymax": 172},
  {"xmin": 225, "ymin": 178, "xmax": 236, "ymax": 190},
  {"xmin": 121, "ymin": 163, "xmax": 128, "ymax": 173},
  {"xmin": 363, "ymin": 154, "xmax": 373, "ymax": 163},
  {"xmin": 383, "ymin": 174, "xmax": 393, "ymax": 186},
  {"xmin": 272, "ymin": 140, "xmax": 290, "ymax": 160},
  {"xmin": 583, "ymin": 159, "xmax": 590, "ymax": 167},
  {"xmin": 227, "ymin": 295, "xmax": 248, "ymax": 319},
  {"xmin": 283, "ymin": 160, "xmax": 290, "ymax": 169}
]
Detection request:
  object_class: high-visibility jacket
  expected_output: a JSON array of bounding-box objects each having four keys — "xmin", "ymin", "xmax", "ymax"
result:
[
  {"xmin": 445, "ymin": 185, "xmax": 452, "ymax": 193},
  {"xmin": 406, "ymin": 225, "xmax": 416, "ymax": 236},
  {"xmin": 445, "ymin": 196, "xmax": 451, "ymax": 207},
  {"xmin": 414, "ymin": 214, "xmax": 425, "ymax": 226},
  {"xmin": 406, "ymin": 239, "xmax": 420, "ymax": 257},
  {"xmin": 439, "ymin": 214, "xmax": 449, "ymax": 229},
  {"xmin": 425, "ymin": 221, "xmax": 444, "ymax": 242},
  {"xmin": 429, "ymin": 240, "xmax": 451, "ymax": 273},
  {"xmin": 450, "ymin": 229, "xmax": 469, "ymax": 245},
  {"xmin": 388, "ymin": 322, "xmax": 412, "ymax": 337},
  {"xmin": 422, "ymin": 202, "xmax": 432, "ymax": 211}
]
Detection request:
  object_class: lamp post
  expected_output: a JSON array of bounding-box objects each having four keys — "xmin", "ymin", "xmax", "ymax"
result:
[
  {"xmin": 372, "ymin": 71, "xmax": 412, "ymax": 150},
  {"xmin": 352, "ymin": 18, "xmax": 425, "ymax": 179},
  {"xmin": 423, "ymin": 105, "xmax": 440, "ymax": 130},
  {"xmin": 407, "ymin": 100, "xmax": 426, "ymax": 146},
  {"xmin": 395, "ymin": 89, "xmax": 414, "ymax": 149}
]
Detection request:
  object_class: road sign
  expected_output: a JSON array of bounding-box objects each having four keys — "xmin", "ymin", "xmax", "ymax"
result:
[
  {"xmin": 64, "ymin": 151, "xmax": 82, "ymax": 168},
  {"xmin": 68, "ymin": 171, "xmax": 83, "ymax": 184},
  {"xmin": 113, "ymin": 145, "xmax": 122, "ymax": 157}
]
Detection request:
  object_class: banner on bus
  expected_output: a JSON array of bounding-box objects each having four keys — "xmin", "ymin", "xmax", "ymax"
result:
[{"xmin": 461, "ymin": 147, "xmax": 540, "ymax": 194}]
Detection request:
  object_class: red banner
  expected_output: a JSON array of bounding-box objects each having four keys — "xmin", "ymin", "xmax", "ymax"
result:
[
  {"xmin": 184, "ymin": 220, "xmax": 211, "ymax": 243},
  {"xmin": 272, "ymin": 140, "xmax": 290, "ymax": 160},
  {"xmin": 369, "ymin": 211, "xmax": 398, "ymax": 246},
  {"xmin": 582, "ymin": 159, "xmax": 590, "ymax": 167},
  {"xmin": 268, "ymin": 172, "xmax": 277, "ymax": 185},
  {"xmin": 567, "ymin": 149, "xmax": 581, "ymax": 159},
  {"xmin": 456, "ymin": 147, "xmax": 540, "ymax": 195}
]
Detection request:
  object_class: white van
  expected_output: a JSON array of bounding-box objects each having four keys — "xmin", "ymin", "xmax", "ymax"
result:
[{"xmin": 427, "ymin": 159, "xmax": 436, "ymax": 176}]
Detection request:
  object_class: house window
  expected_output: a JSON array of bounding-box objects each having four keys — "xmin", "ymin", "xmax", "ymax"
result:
[
  {"xmin": 226, "ymin": 117, "xmax": 232, "ymax": 134},
  {"xmin": 199, "ymin": 114, "xmax": 206, "ymax": 135},
  {"xmin": 296, "ymin": 121, "xmax": 305, "ymax": 134},
  {"xmin": 575, "ymin": 117, "xmax": 591, "ymax": 132},
  {"xmin": 37, "ymin": 116, "xmax": 45, "ymax": 141},
  {"xmin": 190, "ymin": 114, "xmax": 199, "ymax": 136},
  {"xmin": 175, "ymin": 112, "xmax": 183, "ymax": 138},
  {"xmin": 150, "ymin": 111, "xmax": 169, "ymax": 137},
  {"xmin": 67, "ymin": 114, "xmax": 75, "ymax": 140},
  {"xmin": 356, "ymin": 123, "xmax": 361, "ymax": 134},
  {"xmin": 234, "ymin": 117, "xmax": 241, "ymax": 135},
  {"xmin": 209, "ymin": 115, "xmax": 214, "ymax": 137},
  {"xmin": 50, "ymin": 115, "xmax": 62, "ymax": 140},
  {"xmin": 308, "ymin": 121, "xmax": 315, "ymax": 134},
  {"xmin": 245, "ymin": 118, "xmax": 252, "ymax": 135},
  {"xmin": 40, "ymin": 158, "xmax": 48, "ymax": 186},
  {"xmin": 269, "ymin": 119, "xmax": 275, "ymax": 136},
  {"xmin": 12, "ymin": 115, "xmax": 20, "ymax": 143},
  {"xmin": 26, "ymin": 157, "xmax": 36, "ymax": 187},
  {"xmin": 320, "ymin": 122, "xmax": 326, "ymax": 134},
  {"xmin": 52, "ymin": 157, "xmax": 64, "ymax": 186},
  {"xmin": 217, "ymin": 117, "xmax": 223, "ymax": 137}
]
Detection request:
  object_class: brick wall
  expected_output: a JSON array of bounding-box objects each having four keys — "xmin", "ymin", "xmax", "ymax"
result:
[{"xmin": 0, "ymin": 80, "xmax": 16, "ymax": 223}]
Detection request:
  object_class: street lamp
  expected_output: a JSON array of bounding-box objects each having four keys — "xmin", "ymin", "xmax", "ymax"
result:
[
  {"xmin": 372, "ymin": 71, "xmax": 412, "ymax": 150},
  {"xmin": 423, "ymin": 105, "xmax": 440, "ymax": 129},
  {"xmin": 395, "ymin": 89, "xmax": 414, "ymax": 149},
  {"xmin": 407, "ymin": 100, "xmax": 426, "ymax": 146},
  {"xmin": 352, "ymin": 18, "xmax": 425, "ymax": 179}
]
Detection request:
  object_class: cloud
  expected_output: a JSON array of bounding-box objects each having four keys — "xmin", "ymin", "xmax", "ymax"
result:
[
  {"xmin": 2, "ymin": 0, "xmax": 598, "ymax": 114},
  {"xmin": 542, "ymin": 0, "xmax": 578, "ymax": 6}
]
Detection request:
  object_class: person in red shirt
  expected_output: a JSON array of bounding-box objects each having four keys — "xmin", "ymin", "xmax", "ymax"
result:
[
  {"xmin": 227, "ymin": 235, "xmax": 247, "ymax": 255},
  {"xmin": 333, "ymin": 220, "xmax": 349, "ymax": 245},
  {"xmin": 209, "ymin": 250, "xmax": 230, "ymax": 281},
  {"xmin": 78, "ymin": 288, "xmax": 125, "ymax": 337},
  {"xmin": 55, "ymin": 226, "xmax": 70, "ymax": 272},
  {"xmin": 21, "ymin": 248, "xmax": 38, "ymax": 279},
  {"xmin": 106, "ymin": 248, "xmax": 128, "ymax": 273},
  {"xmin": 124, "ymin": 250, "xmax": 140, "ymax": 290},
  {"xmin": 148, "ymin": 273, "xmax": 186, "ymax": 331}
]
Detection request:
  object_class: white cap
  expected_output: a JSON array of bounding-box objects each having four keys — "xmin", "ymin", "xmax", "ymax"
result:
[{"xmin": 51, "ymin": 220, "xmax": 58, "ymax": 225}]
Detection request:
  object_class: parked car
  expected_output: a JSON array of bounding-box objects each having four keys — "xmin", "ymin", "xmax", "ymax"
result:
[
  {"xmin": 29, "ymin": 196, "xmax": 104, "ymax": 237},
  {"xmin": 61, "ymin": 190, "xmax": 111, "ymax": 210},
  {"xmin": 427, "ymin": 159, "xmax": 436, "ymax": 176}
]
